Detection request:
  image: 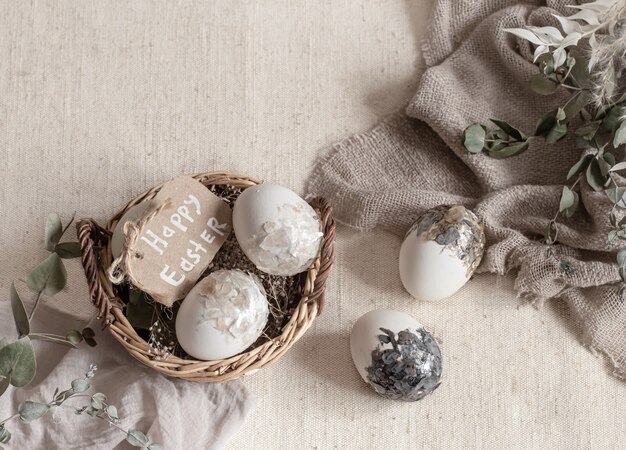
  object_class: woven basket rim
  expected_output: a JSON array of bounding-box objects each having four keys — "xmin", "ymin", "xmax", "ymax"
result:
[{"xmin": 77, "ymin": 171, "xmax": 335, "ymax": 382}]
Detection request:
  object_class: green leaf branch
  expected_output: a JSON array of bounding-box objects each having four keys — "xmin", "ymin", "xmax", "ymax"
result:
[
  {"xmin": 1, "ymin": 213, "xmax": 162, "ymax": 448},
  {"xmin": 0, "ymin": 214, "xmax": 90, "ymax": 397},
  {"xmin": 462, "ymin": 1, "xmax": 626, "ymax": 296},
  {"xmin": 0, "ymin": 365, "xmax": 163, "ymax": 450}
]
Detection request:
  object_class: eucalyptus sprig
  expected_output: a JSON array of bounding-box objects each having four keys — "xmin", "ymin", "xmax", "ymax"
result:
[
  {"xmin": 0, "ymin": 214, "xmax": 91, "ymax": 396},
  {"xmin": 462, "ymin": 0, "xmax": 626, "ymax": 293},
  {"xmin": 0, "ymin": 365, "xmax": 163, "ymax": 450}
]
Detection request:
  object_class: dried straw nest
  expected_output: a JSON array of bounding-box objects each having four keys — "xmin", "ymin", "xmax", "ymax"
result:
[{"xmin": 77, "ymin": 172, "xmax": 335, "ymax": 382}]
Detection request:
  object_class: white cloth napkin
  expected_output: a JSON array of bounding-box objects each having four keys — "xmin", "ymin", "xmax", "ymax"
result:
[{"xmin": 0, "ymin": 300, "xmax": 255, "ymax": 449}]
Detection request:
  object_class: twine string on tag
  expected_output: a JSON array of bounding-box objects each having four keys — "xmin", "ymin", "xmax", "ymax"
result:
[{"xmin": 108, "ymin": 199, "xmax": 173, "ymax": 285}]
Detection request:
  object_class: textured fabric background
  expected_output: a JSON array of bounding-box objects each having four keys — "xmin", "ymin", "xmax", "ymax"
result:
[
  {"xmin": 308, "ymin": 0, "xmax": 626, "ymax": 381},
  {"xmin": 0, "ymin": 1, "xmax": 624, "ymax": 449}
]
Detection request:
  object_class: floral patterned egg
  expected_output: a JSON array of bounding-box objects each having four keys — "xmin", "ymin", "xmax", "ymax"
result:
[
  {"xmin": 350, "ymin": 309, "xmax": 442, "ymax": 401},
  {"xmin": 399, "ymin": 205, "xmax": 485, "ymax": 301}
]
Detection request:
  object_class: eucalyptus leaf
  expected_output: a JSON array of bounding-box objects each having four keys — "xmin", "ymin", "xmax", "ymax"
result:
[
  {"xmin": 602, "ymin": 105, "xmax": 622, "ymax": 132},
  {"xmin": 617, "ymin": 248, "xmax": 626, "ymax": 268},
  {"xmin": 26, "ymin": 253, "xmax": 67, "ymax": 296},
  {"xmin": 530, "ymin": 73, "xmax": 558, "ymax": 95},
  {"xmin": 71, "ymin": 378, "xmax": 90, "ymax": 393},
  {"xmin": 53, "ymin": 388, "xmax": 74, "ymax": 406},
  {"xmin": 29, "ymin": 333, "xmax": 78, "ymax": 349},
  {"xmin": 148, "ymin": 445, "xmax": 164, "ymax": 450},
  {"xmin": 488, "ymin": 129, "xmax": 509, "ymax": 141},
  {"xmin": 575, "ymin": 121, "xmax": 601, "ymax": 141},
  {"xmin": 586, "ymin": 159, "xmax": 607, "ymax": 192},
  {"xmin": 559, "ymin": 186, "xmax": 579, "ymax": 218},
  {"xmin": 598, "ymin": 156, "xmax": 612, "ymax": 177},
  {"xmin": 604, "ymin": 153, "xmax": 616, "ymax": 167},
  {"xmin": 81, "ymin": 327, "xmax": 95, "ymax": 339},
  {"xmin": 44, "ymin": 213, "xmax": 63, "ymax": 252},
  {"xmin": 489, "ymin": 119, "xmax": 526, "ymax": 141},
  {"xmin": 567, "ymin": 154, "xmax": 593, "ymax": 179},
  {"xmin": 18, "ymin": 401, "xmax": 49, "ymax": 423},
  {"xmin": 54, "ymin": 242, "xmax": 82, "ymax": 259},
  {"xmin": 614, "ymin": 121, "xmax": 626, "ymax": 148},
  {"xmin": 610, "ymin": 161, "xmax": 626, "ymax": 172},
  {"xmin": 560, "ymin": 185, "xmax": 574, "ymax": 209},
  {"xmin": 10, "ymin": 281, "xmax": 29, "ymax": 336},
  {"xmin": 463, "ymin": 124, "xmax": 486, "ymax": 153},
  {"xmin": 606, "ymin": 187, "xmax": 626, "ymax": 204},
  {"xmin": 556, "ymin": 107, "xmax": 566, "ymax": 122},
  {"xmin": 486, "ymin": 140, "xmax": 507, "ymax": 152},
  {"xmin": 568, "ymin": 49, "xmax": 590, "ymax": 85},
  {"xmin": 488, "ymin": 141, "xmax": 529, "ymax": 159},
  {"xmin": 611, "ymin": 210, "xmax": 617, "ymax": 227},
  {"xmin": 82, "ymin": 327, "xmax": 97, "ymax": 347},
  {"xmin": 126, "ymin": 290, "xmax": 155, "ymax": 330},
  {"xmin": 535, "ymin": 109, "xmax": 558, "ymax": 137},
  {"xmin": 0, "ymin": 426, "xmax": 10, "ymax": 444},
  {"xmin": 91, "ymin": 392, "xmax": 106, "ymax": 410},
  {"xmin": 563, "ymin": 90, "xmax": 589, "ymax": 121},
  {"xmin": 105, "ymin": 405, "xmax": 119, "ymax": 420},
  {"xmin": 0, "ymin": 374, "xmax": 11, "ymax": 396},
  {"xmin": 126, "ymin": 429, "xmax": 149, "ymax": 447},
  {"xmin": 0, "ymin": 337, "xmax": 36, "ymax": 387},
  {"xmin": 546, "ymin": 122, "xmax": 567, "ymax": 144},
  {"xmin": 66, "ymin": 330, "xmax": 83, "ymax": 345}
]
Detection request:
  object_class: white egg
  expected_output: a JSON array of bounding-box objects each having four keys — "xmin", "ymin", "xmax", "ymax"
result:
[
  {"xmin": 110, "ymin": 201, "xmax": 153, "ymax": 259},
  {"xmin": 399, "ymin": 205, "xmax": 485, "ymax": 301},
  {"xmin": 175, "ymin": 270, "xmax": 269, "ymax": 360},
  {"xmin": 350, "ymin": 309, "xmax": 442, "ymax": 401},
  {"xmin": 232, "ymin": 184, "xmax": 323, "ymax": 276}
]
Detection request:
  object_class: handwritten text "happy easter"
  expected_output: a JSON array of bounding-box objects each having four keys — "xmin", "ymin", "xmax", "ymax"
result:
[{"xmin": 139, "ymin": 194, "xmax": 228, "ymax": 287}]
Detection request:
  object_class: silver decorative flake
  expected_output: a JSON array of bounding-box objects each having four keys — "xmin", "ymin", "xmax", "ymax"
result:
[
  {"xmin": 407, "ymin": 204, "xmax": 485, "ymax": 277},
  {"xmin": 366, "ymin": 327, "xmax": 442, "ymax": 402},
  {"xmin": 245, "ymin": 202, "xmax": 323, "ymax": 276},
  {"xmin": 196, "ymin": 270, "xmax": 269, "ymax": 342}
]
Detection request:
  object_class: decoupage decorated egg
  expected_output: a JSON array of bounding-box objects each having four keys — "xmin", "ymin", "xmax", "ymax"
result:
[
  {"xmin": 399, "ymin": 205, "xmax": 485, "ymax": 301},
  {"xmin": 350, "ymin": 309, "xmax": 442, "ymax": 401},
  {"xmin": 232, "ymin": 184, "xmax": 323, "ymax": 276},
  {"xmin": 175, "ymin": 269, "xmax": 269, "ymax": 360}
]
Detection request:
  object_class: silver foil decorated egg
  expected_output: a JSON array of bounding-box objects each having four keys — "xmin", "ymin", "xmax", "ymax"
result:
[
  {"xmin": 350, "ymin": 310, "xmax": 442, "ymax": 402},
  {"xmin": 399, "ymin": 205, "xmax": 485, "ymax": 301}
]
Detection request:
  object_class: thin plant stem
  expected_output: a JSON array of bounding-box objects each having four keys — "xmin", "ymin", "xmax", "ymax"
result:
[
  {"xmin": 60, "ymin": 213, "xmax": 76, "ymax": 238},
  {"xmin": 28, "ymin": 290, "xmax": 43, "ymax": 322},
  {"xmin": 560, "ymin": 83, "xmax": 582, "ymax": 91},
  {"xmin": 0, "ymin": 413, "xmax": 20, "ymax": 427}
]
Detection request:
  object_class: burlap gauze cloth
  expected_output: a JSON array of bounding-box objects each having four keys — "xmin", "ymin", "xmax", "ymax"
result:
[{"xmin": 308, "ymin": 0, "xmax": 626, "ymax": 379}]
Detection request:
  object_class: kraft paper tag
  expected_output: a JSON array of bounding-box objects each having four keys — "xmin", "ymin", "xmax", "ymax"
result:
[{"xmin": 123, "ymin": 176, "xmax": 232, "ymax": 307}]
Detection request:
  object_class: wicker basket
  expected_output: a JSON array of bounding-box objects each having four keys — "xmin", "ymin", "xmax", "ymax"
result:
[{"xmin": 76, "ymin": 171, "xmax": 335, "ymax": 382}]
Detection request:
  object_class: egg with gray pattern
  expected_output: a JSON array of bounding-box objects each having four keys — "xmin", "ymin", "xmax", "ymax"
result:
[{"xmin": 350, "ymin": 310, "xmax": 442, "ymax": 401}]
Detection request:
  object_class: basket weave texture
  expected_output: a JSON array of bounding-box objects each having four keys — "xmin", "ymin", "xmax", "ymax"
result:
[{"xmin": 76, "ymin": 171, "xmax": 335, "ymax": 382}]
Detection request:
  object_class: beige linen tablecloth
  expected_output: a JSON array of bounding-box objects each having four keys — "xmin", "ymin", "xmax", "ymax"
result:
[{"xmin": 0, "ymin": 1, "xmax": 625, "ymax": 449}]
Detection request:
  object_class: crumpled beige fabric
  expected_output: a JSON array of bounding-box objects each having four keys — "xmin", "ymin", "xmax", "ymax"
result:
[
  {"xmin": 308, "ymin": 0, "xmax": 626, "ymax": 378},
  {"xmin": 0, "ymin": 297, "xmax": 256, "ymax": 449}
]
